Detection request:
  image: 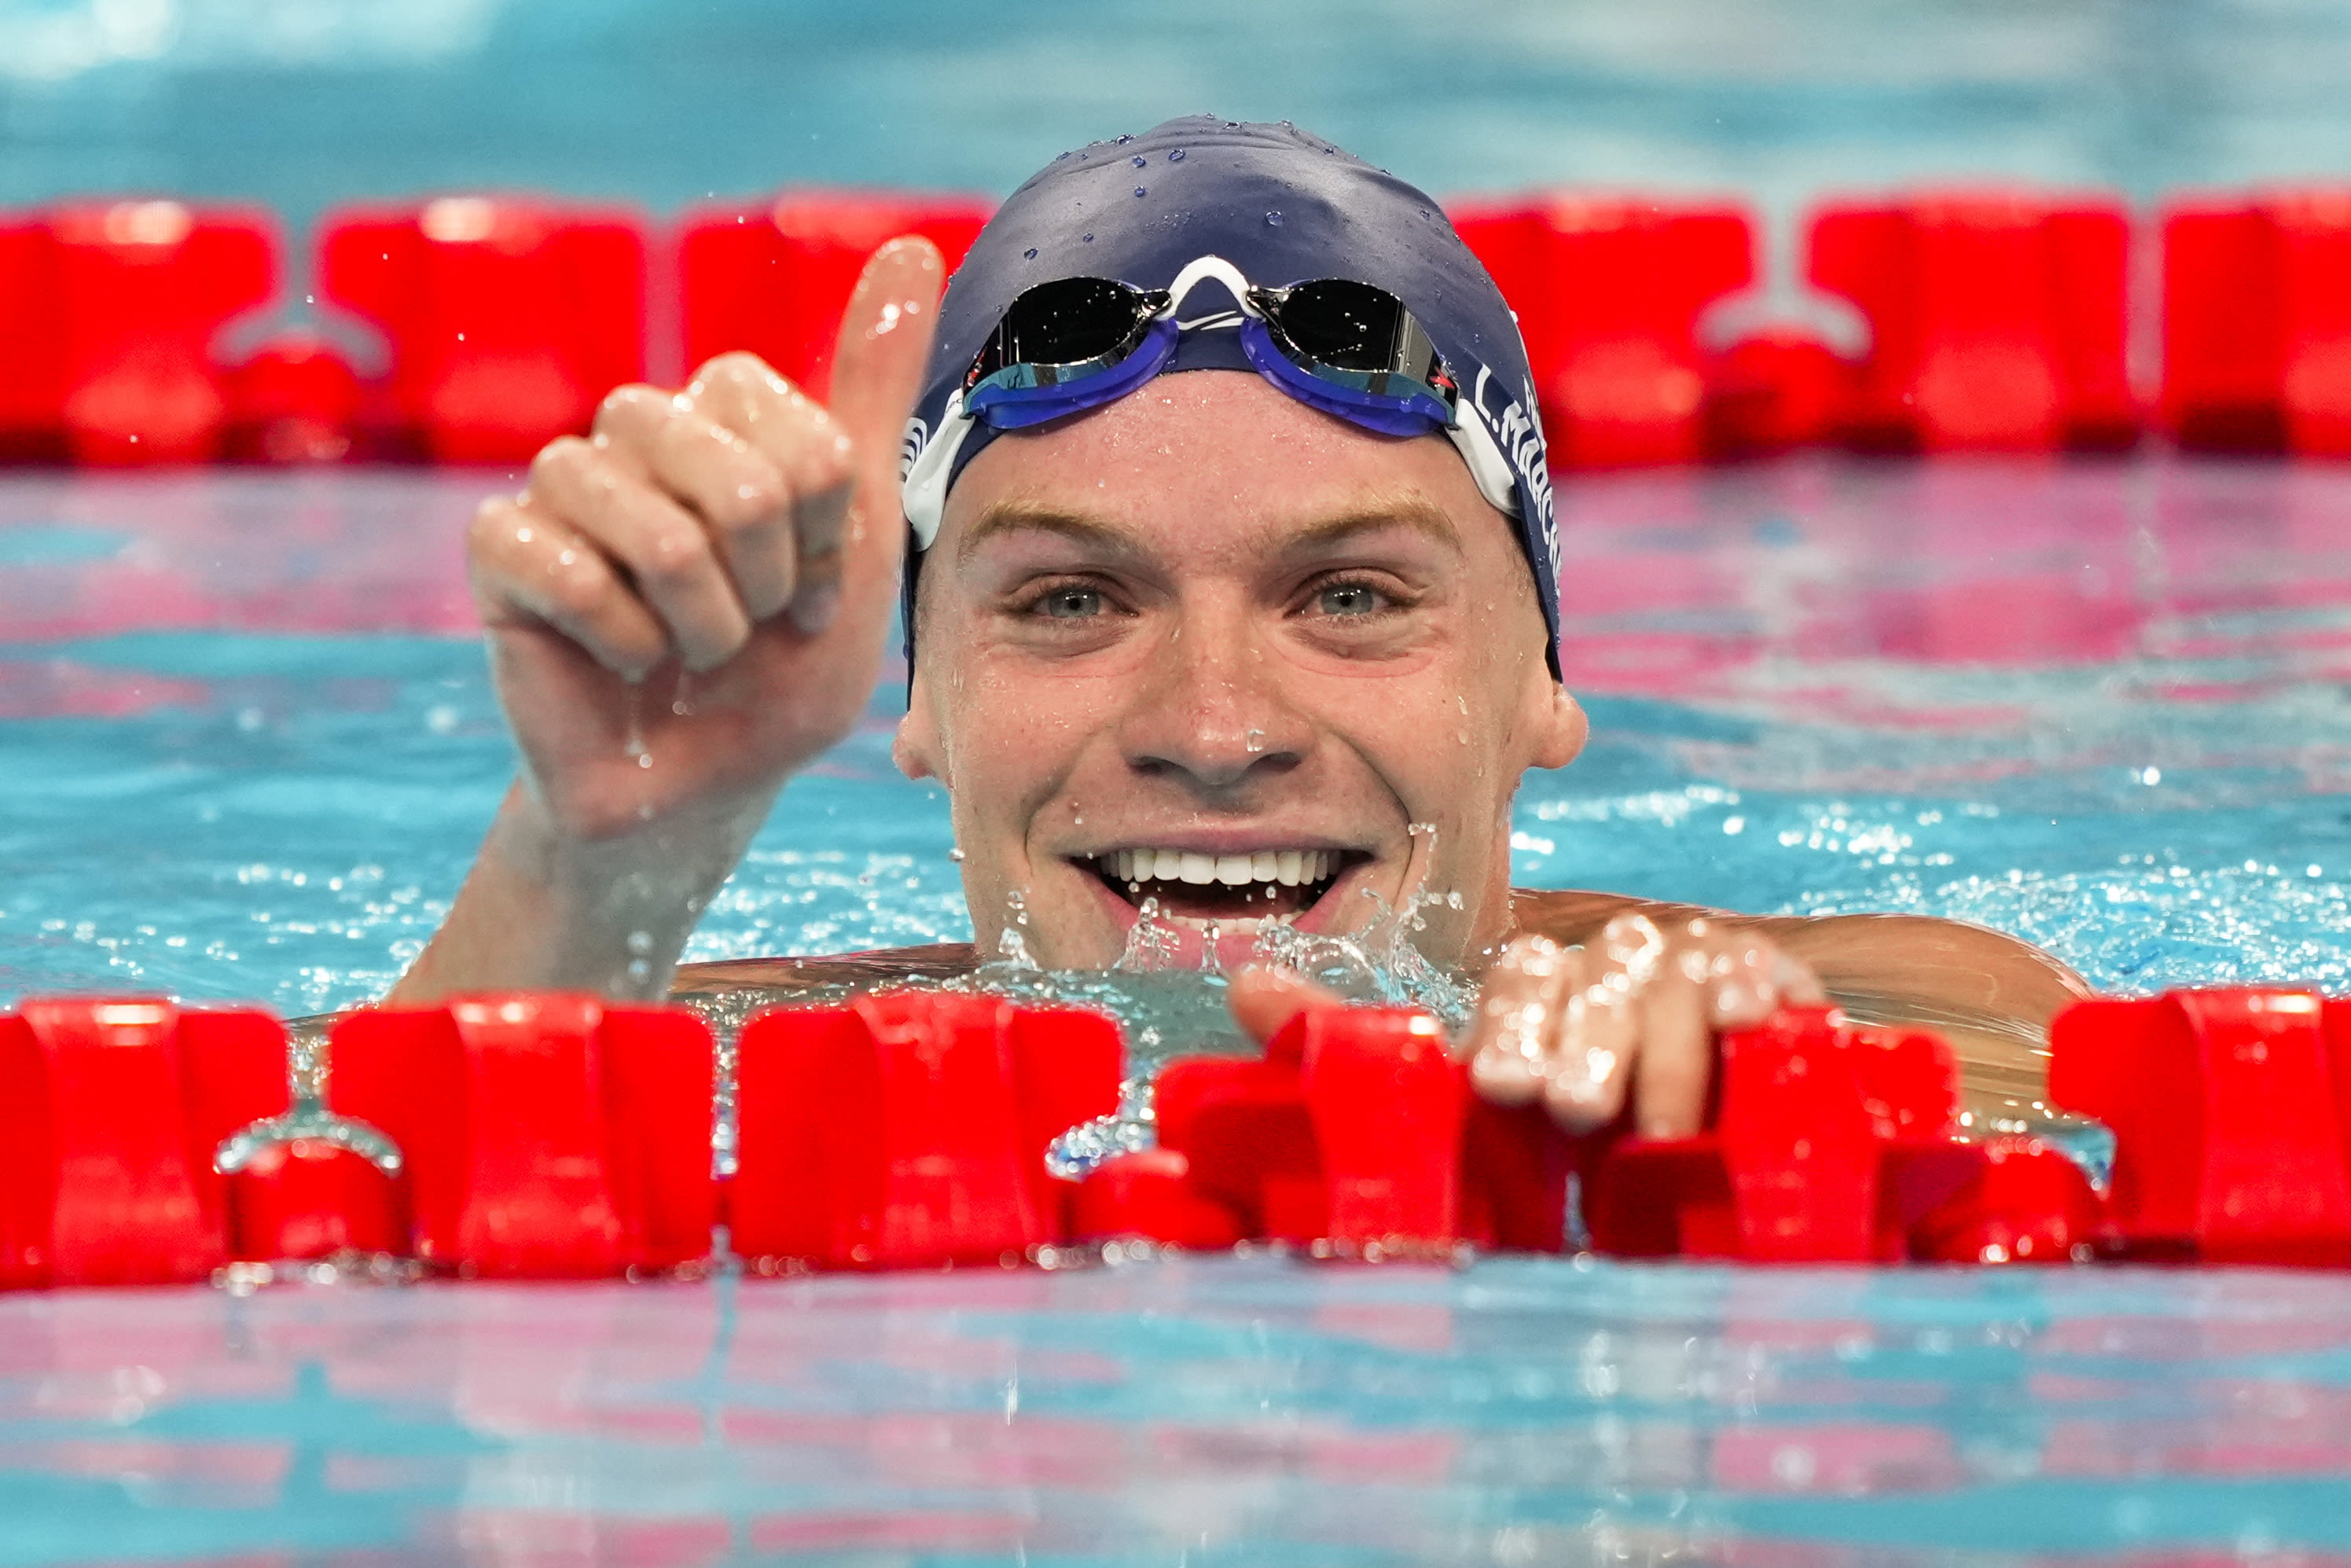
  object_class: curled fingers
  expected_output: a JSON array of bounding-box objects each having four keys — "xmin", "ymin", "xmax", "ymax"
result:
[
  {"xmin": 678, "ymin": 354, "xmax": 854, "ymax": 633},
  {"xmin": 468, "ymin": 493, "xmax": 666, "ymax": 679},
  {"xmin": 527, "ymin": 433, "xmax": 752, "ymax": 671}
]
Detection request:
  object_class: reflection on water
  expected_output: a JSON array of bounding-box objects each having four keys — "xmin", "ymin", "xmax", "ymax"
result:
[{"xmin": 6, "ymin": 1258, "xmax": 2351, "ymax": 1563}]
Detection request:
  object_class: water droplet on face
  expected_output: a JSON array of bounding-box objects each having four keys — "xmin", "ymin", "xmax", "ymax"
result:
[
  {"xmin": 1265, "ymin": 211, "xmax": 1283, "ymax": 227},
  {"xmin": 947, "ymin": 846, "xmax": 966, "ymax": 862},
  {"xmin": 1130, "ymin": 155, "xmax": 1147, "ymax": 168},
  {"xmin": 1244, "ymin": 729, "xmax": 1265, "ymax": 755},
  {"xmin": 1167, "ymin": 149, "xmax": 1186, "ymax": 162},
  {"xmin": 1023, "ymin": 247, "xmax": 1038, "ymax": 260}
]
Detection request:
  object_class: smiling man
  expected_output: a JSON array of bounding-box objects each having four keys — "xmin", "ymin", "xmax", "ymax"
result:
[{"xmin": 392, "ymin": 117, "xmax": 2087, "ymax": 1136}]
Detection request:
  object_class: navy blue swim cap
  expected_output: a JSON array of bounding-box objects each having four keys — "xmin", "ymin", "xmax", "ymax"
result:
[{"xmin": 899, "ymin": 115, "xmax": 1560, "ymax": 671}]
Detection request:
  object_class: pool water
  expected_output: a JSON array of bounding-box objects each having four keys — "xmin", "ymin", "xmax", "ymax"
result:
[{"xmin": 8, "ymin": 454, "xmax": 2351, "ymax": 1562}]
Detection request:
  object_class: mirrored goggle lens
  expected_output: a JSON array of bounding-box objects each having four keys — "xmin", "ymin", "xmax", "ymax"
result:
[
  {"xmin": 1253, "ymin": 279, "xmax": 1453, "ymax": 406},
  {"xmin": 969, "ymin": 277, "xmax": 1167, "ymax": 391}
]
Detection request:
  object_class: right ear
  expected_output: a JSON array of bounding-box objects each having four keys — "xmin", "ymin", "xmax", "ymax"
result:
[{"xmin": 892, "ymin": 677, "xmax": 945, "ymax": 784}]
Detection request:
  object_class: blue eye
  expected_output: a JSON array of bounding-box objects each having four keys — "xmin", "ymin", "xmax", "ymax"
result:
[
  {"xmin": 1317, "ymin": 583, "xmax": 1382, "ymax": 616},
  {"xmin": 1038, "ymin": 586, "xmax": 1102, "ymax": 619}
]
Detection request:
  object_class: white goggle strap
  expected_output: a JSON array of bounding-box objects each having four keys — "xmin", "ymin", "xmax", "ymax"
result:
[
  {"xmin": 901, "ymin": 387, "xmax": 970, "ymax": 551},
  {"xmin": 1447, "ymin": 397, "xmax": 1526, "ymax": 520}
]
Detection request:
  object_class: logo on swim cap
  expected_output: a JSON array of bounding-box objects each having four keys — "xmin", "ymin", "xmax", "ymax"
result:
[{"xmin": 899, "ymin": 417, "xmax": 928, "ymax": 485}]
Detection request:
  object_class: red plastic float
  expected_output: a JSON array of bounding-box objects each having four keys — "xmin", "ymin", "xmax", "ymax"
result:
[
  {"xmin": 222, "ymin": 332, "xmax": 362, "ymax": 465},
  {"xmin": 1583, "ymin": 1006, "xmax": 2043, "ymax": 1263},
  {"xmin": 2050, "ymin": 987, "xmax": 2351, "ymax": 1264},
  {"xmin": 318, "ymin": 196, "xmax": 647, "ymax": 464},
  {"xmin": 2162, "ymin": 190, "xmax": 2351, "ymax": 455},
  {"xmin": 328, "ymin": 992, "xmax": 715, "ymax": 1277},
  {"xmin": 731, "ymin": 992, "xmax": 1119, "ymax": 1270},
  {"xmin": 0, "ymin": 201, "xmax": 275, "ymax": 465},
  {"xmin": 678, "ymin": 189, "xmax": 991, "ymax": 396},
  {"xmin": 1805, "ymin": 190, "xmax": 2136, "ymax": 452},
  {"xmin": 1088, "ymin": 1006, "xmax": 1471, "ymax": 1256},
  {"xmin": 1449, "ymin": 193, "xmax": 1754, "ymax": 468},
  {"xmin": 0, "ymin": 999, "xmax": 287, "ymax": 1286}
]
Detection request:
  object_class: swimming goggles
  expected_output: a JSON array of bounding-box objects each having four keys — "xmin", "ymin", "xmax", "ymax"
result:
[{"xmin": 902, "ymin": 255, "xmax": 1523, "ymax": 546}]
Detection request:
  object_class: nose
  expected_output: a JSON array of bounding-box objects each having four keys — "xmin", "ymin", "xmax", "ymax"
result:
[{"xmin": 1115, "ymin": 601, "xmax": 1310, "ymax": 795}]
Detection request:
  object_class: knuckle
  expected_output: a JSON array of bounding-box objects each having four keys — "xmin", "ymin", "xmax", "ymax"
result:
[
  {"xmin": 634, "ymin": 524, "xmax": 714, "ymax": 593},
  {"xmin": 595, "ymin": 382, "xmax": 666, "ymax": 429},
  {"xmin": 545, "ymin": 564, "xmax": 612, "ymax": 624},
  {"xmin": 693, "ymin": 351, "xmax": 792, "ymax": 399},
  {"xmin": 530, "ymin": 435, "xmax": 596, "ymax": 488}
]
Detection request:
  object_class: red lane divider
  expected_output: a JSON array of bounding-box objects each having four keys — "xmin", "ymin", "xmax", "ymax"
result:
[
  {"xmin": 1451, "ymin": 194, "xmax": 1754, "ymax": 468},
  {"xmin": 731, "ymin": 993, "xmax": 1119, "ymax": 1271},
  {"xmin": 28, "ymin": 985, "xmax": 2351, "ymax": 1283},
  {"xmin": 679, "ymin": 190, "xmax": 991, "ymax": 397},
  {"xmin": 0, "ymin": 202, "xmax": 274, "ymax": 465},
  {"xmin": 222, "ymin": 332, "xmax": 362, "ymax": 465},
  {"xmin": 2162, "ymin": 191, "xmax": 2351, "ymax": 456},
  {"xmin": 0, "ymin": 999, "xmax": 286, "ymax": 1285},
  {"xmin": 1082, "ymin": 1007, "xmax": 1477, "ymax": 1257},
  {"xmin": 329, "ymin": 993, "xmax": 714, "ymax": 1277},
  {"xmin": 2051, "ymin": 987, "xmax": 2351, "ymax": 1264},
  {"xmin": 319, "ymin": 196, "xmax": 648, "ymax": 464},
  {"xmin": 1805, "ymin": 191, "xmax": 2136, "ymax": 452},
  {"xmin": 1585, "ymin": 1006, "xmax": 2101, "ymax": 1263}
]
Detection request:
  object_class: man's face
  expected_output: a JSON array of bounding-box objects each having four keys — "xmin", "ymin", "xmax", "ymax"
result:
[{"xmin": 892, "ymin": 371, "xmax": 1587, "ymax": 971}]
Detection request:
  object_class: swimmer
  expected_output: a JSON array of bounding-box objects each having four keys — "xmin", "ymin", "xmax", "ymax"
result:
[{"xmin": 391, "ymin": 116, "xmax": 2088, "ymax": 1135}]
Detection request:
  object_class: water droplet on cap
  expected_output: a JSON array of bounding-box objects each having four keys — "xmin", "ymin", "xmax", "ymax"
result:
[
  {"xmin": 1167, "ymin": 149, "xmax": 1186, "ymax": 162},
  {"xmin": 1265, "ymin": 211, "xmax": 1283, "ymax": 227},
  {"xmin": 1116, "ymin": 134, "xmax": 1133, "ymax": 144},
  {"xmin": 1131, "ymin": 155, "xmax": 1147, "ymax": 168},
  {"xmin": 1082, "ymin": 233, "xmax": 1094, "ymax": 243},
  {"xmin": 1023, "ymin": 248, "xmax": 1038, "ymax": 259},
  {"xmin": 1133, "ymin": 186, "xmax": 1147, "ymax": 198}
]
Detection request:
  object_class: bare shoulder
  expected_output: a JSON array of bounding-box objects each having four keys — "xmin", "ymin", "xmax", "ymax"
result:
[
  {"xmin": 668, "ymin": 942, "xmax": 979, "ymax": 1010},
  {"xmin": 1512, "ymin": 888, "xmax": 2094, "ymax": 1122}
]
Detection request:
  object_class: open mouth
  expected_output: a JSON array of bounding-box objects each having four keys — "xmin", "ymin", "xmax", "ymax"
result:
[{"xmin": 1082, "ymin": 846, "xmax": 1363, "ymax": 924}]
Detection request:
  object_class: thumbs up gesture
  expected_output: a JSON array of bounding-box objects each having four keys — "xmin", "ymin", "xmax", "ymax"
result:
[
  {"xmin": 466, "ymin": 237, "xmax": 943, "ymax": 836},
  {"xmin": 392, "ymin": 240, "xmax": 945, "ymax": 1003}
]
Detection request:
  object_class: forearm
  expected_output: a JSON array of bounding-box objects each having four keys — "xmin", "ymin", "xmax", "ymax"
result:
[{"xmin": 390, "ymin": 777, "xmax": 777, "ymax": 1004}]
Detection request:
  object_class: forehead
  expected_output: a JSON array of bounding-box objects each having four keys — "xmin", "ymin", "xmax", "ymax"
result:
[{"xmin": 931, "ymin": 371, "xmax": 1514, "ymax": 564}]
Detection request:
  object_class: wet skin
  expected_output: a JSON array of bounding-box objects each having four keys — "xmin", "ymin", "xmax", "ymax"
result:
[{"xmin": 395, "ymin": 238, "xmax": 2089, "ymax": 1136}]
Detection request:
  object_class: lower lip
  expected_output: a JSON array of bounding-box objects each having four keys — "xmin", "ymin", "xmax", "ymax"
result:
[{"xmin": 1080, "ymin": 860, "xmax": 1365, "ymax": 969}]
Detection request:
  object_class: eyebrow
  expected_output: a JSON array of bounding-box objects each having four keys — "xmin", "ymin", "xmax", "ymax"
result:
[
  {"xmin": 1277, "ymin": 498, "xmax": 1464, "ymax": 560},
  {"xmin": 954, "ymin": 503, "xmax": 1138, "ymax": 567},
  {"xmin": 955, "ymin": 496, "xmax": 1466, "ymax": 566}
]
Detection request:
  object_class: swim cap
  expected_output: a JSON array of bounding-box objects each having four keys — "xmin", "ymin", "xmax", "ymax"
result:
[{"xmin": 899, "ymin": 115, "xmax": 1560, "ymax": 671}]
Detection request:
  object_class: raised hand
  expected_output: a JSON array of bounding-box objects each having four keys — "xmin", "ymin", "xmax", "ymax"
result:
[
  {"xmin": 466, "ymin": 238, "xmax": 944, "ymax": 838},
  {"xmin": 391, "ymin": 239, "xmax": 944, "ymax": 1002}
]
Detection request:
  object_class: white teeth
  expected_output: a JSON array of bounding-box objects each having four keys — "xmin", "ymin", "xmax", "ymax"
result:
[{"xmin": 1095, "ymin": 847, "xmax": 1346, "ymax": 887}]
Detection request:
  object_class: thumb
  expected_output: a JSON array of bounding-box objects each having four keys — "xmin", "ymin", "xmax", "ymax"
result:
[
  {"xmin": 1227, "ymin": 964, "xmax": 1348, "ymax": 1048},
  {"xmin": 824, "ymin": 236, "xmax": 946, "ymax": 620}
]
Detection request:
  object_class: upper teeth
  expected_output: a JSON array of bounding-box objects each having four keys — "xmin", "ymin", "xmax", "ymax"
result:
[{"xmin": 1097, "ymin": 848, "xmax": 1338, "ymax": 887}]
